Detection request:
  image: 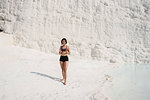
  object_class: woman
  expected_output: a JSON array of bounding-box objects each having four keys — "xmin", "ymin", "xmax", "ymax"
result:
[{"xmin": 59, "ymin": 38, "xmax": 70, "ymax": 85}]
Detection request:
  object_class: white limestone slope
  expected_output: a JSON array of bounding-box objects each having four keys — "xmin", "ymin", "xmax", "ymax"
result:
[
  {"xmin": 0, "ymin": 46, "xmax": 114, "ymax": 100},
  {"xmin": 0, "ymin": 0, "xmax": 150, "ymax": 63}
]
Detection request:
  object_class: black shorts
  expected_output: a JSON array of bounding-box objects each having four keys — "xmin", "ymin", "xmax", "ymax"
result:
[{"xmin": 59, "ymin": 56, "xmax": 69, "ymax": 62}]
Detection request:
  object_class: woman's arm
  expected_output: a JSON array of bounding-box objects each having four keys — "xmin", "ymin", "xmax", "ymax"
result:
[
  {"xmin": 59, "ymin": 46, "xmax": 62, "ymax": 55},
  {"xmin": 67, "ymin": 46, "xmax": 70, "ymax": 55}
]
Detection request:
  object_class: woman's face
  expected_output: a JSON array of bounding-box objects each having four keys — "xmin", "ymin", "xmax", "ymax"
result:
[{"xmin": 62, "ymin": 40, "xmax": 66, "ymax": 45}]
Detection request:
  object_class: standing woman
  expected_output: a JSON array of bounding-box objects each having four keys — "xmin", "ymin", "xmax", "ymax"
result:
[{"xmin": 59, "ymin": 38, "xmax": 70, "ymax": 85}]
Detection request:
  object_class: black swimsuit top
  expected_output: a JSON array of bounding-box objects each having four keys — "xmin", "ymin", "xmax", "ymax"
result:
[{"xmin": 61, "ymin": 46, "xmax": 67, "ymax": 52}]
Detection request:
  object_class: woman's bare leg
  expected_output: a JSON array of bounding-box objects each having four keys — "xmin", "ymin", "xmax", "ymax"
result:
[
  {"xmin": 60, "ymin": 61, "xmax": 65, "ymax": 82},
  {"xmin": 64, "ymin": 61, "xmax": 68, "ymax": 85}
]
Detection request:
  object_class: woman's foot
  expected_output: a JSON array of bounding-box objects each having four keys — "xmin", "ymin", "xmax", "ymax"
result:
[
  {"xmin": 60, "ymin": 79, "xmax": 64, "ymax": 82},
  {"xmin": 64, "ymin": 82, "xmax": 66, "ymax": 85}
]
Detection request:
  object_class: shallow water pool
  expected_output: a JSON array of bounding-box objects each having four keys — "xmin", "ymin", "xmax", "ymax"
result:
[{"xmin": 107, "ymin": 64, "xmax": 150, "ymax": 100}]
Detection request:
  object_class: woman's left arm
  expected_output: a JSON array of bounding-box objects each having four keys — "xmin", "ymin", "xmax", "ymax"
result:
[{"xmin": 67, "ymin": 46, "xmax": 70, "ymax": 55}]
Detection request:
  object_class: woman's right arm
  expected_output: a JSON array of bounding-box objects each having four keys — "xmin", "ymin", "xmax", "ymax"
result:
[{"xmin": 59, "ymin": 46, "xmax": 62, "ymax": 55}]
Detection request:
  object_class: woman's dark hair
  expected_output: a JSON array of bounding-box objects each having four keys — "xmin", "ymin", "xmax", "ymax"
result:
[{"xmin": 61, "ymin": 38, "xmax": 67, "ymax": 44}]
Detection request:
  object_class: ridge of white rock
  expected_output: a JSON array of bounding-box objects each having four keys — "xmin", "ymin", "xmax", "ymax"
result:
[{"xmin": 0, "ymin": 0, "xmax": 150, "ymax": 63}]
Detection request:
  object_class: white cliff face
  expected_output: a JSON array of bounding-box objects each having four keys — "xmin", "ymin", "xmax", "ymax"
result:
[{"xmin": 0, "ymin": 0, "xmax": 150, "ymax": 63}]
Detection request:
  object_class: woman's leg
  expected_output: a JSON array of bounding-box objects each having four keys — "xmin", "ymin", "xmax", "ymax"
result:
[
  {"xmin": 60, "ymin": 61, "xmax": 65, "ymax": 82},
  {"xmin": 64, "ymin": 61, "xmax": 68, "ymax": 85}
]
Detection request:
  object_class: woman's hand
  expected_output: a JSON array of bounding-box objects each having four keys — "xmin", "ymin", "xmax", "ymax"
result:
[
  {"xmin": 59, "ymin": 51, "xmax": 62, "ymax": 55},
  {"xmin": 62, "ymin": 51, "xmax": 67, "ymax": 55}
]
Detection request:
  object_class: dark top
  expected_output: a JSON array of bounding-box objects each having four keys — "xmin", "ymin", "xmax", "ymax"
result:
[{"xmin": 61, "ymin": 45, "xmax": 67, "ymax": 52}]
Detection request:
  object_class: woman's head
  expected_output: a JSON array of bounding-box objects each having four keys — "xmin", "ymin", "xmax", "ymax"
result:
[{"xmin": 61, "ymin": 38, "xmax": 67, "ymax": 45}]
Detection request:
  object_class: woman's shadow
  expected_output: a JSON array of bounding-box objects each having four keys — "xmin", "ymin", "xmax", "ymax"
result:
[{"xmin": 30, "ymin": 72, "xmax": 62, "ymax": 83}]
